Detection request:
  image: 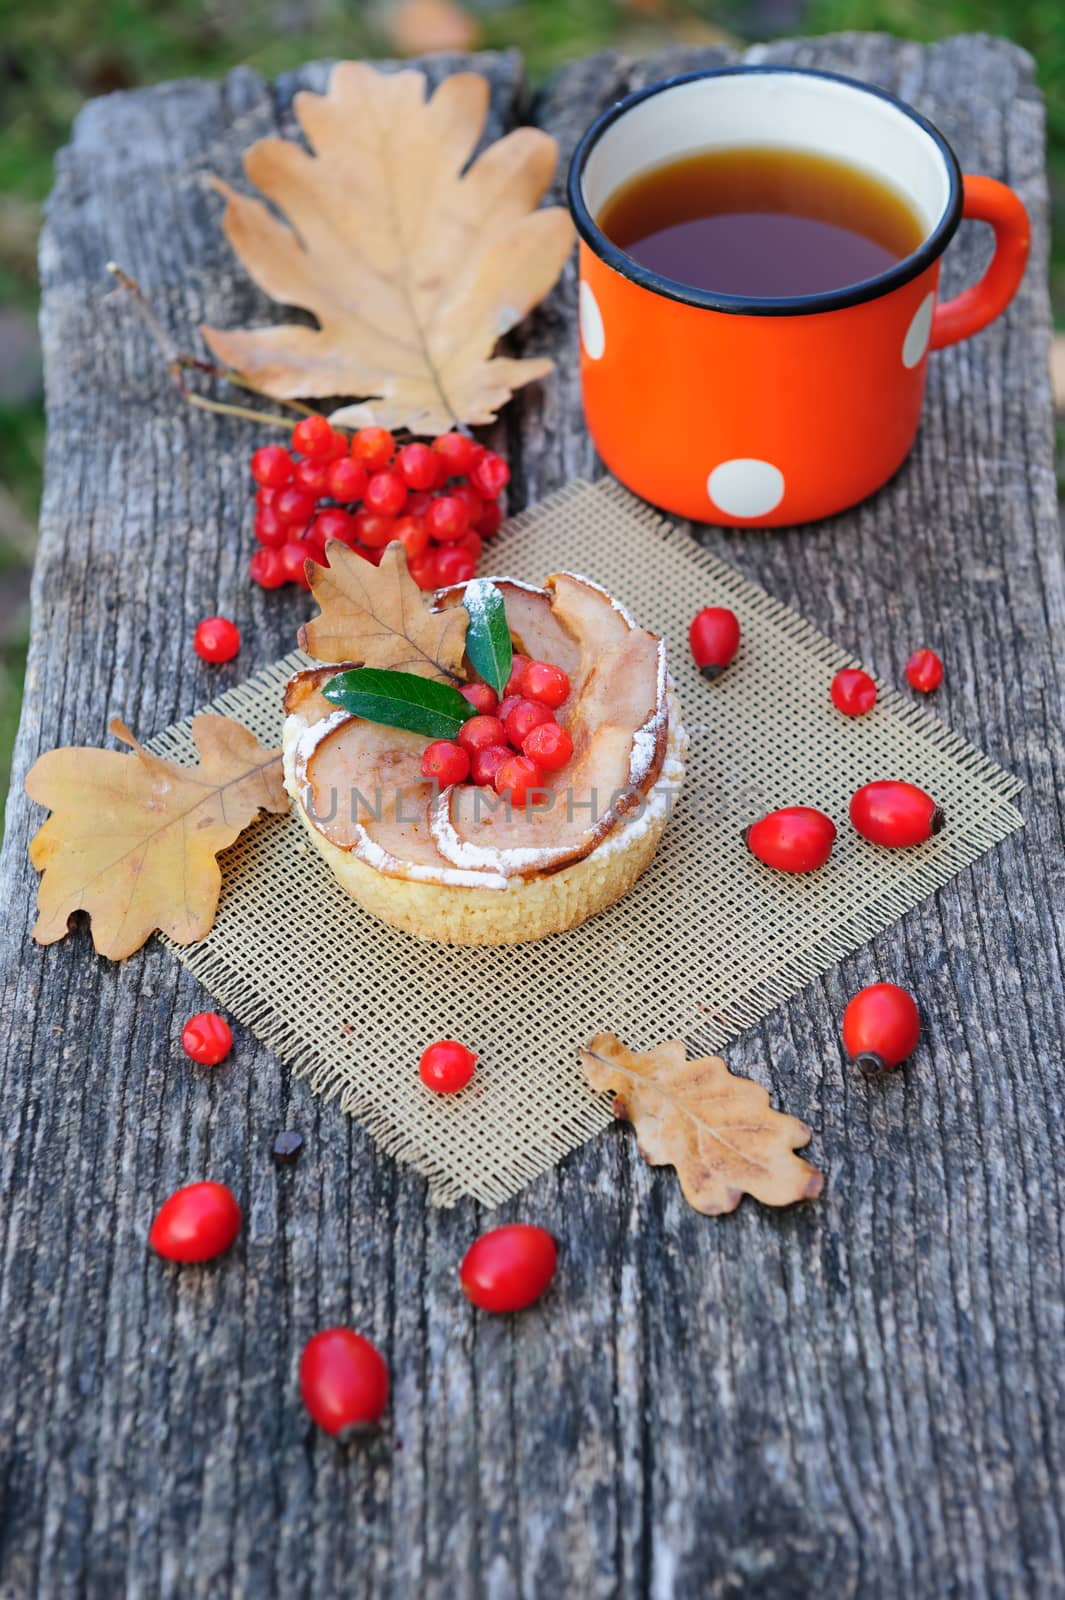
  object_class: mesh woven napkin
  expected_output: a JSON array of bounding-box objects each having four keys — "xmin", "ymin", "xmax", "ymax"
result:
[{"xmin": 153, "ymin": 479, "xmax": 1023, "ymax": 1206}]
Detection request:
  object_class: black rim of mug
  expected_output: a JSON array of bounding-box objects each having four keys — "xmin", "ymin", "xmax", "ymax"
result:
[{"xmin": 566, "ymin": 65, "xmax": 966, "ymax": 317}]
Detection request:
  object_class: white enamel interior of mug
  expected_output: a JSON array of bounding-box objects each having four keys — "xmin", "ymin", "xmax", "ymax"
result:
[{"xmin": 581, "ymin": 72, "xmax": 952, "ymax": 239}]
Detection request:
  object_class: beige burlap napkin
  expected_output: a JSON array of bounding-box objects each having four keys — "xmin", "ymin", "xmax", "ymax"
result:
[{"xmin": 153, "ymin": 479, "xmax": 1022, "ymax": 1206}]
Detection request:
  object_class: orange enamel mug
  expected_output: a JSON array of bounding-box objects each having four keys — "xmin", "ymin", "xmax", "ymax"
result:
[{"xmin": 567, "ymin": 67, "xmax": 1030, "ymax": 526}]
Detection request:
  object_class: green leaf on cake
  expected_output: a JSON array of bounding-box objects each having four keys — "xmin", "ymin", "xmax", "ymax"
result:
[
  {"xmin": 323, "ymin": 667, "xmax": 476, "ymax": 740},
  {"xmin": 461, "ymin": 579, "xmax": 513, "ymax": 697}
]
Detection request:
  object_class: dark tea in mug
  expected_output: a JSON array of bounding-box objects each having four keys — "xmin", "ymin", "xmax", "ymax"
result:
[{"xmin": 597, "ymin": 145, "xmax": 925, "ymax": 298}]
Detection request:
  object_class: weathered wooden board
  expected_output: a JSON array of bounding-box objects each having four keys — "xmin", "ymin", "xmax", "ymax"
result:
[{"xmin": 2, "ymin": 34, "xmax": 1063, "ymax": 1599}]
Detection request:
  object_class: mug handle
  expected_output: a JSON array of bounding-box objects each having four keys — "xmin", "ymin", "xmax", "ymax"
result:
[{"xmin": 929, "ymin": 175, "xmax": 1030, "ymax": 350}]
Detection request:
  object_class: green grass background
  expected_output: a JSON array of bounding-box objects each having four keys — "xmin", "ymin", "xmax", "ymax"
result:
[{"xmin": 0, "ymin": 0, "xmax": 1060, "ymax": 806}]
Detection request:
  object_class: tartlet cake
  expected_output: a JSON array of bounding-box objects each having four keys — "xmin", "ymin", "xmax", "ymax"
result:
[{"xmin": 282, "ymin": 572, "xmax": 686, "ymax": 945}]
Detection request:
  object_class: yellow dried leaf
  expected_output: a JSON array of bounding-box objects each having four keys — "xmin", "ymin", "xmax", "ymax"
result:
[
  {"xmin": 26, "ymin": 715, "xmax": 287, "ymax": 960},
  {"xmin": 201, "ymin": 61, "xmax": 575, "ymax": 434},
  {"xmin": 579, "ymin": 1032, "xmax": 824, "ymax": 1215},
  {"xmin": 298, "ymin": 539, "xmax": 468, "ymax": 679}
]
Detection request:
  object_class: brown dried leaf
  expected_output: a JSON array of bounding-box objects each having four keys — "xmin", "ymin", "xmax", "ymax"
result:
[
  {"xmin": 385, "ymin": 0, "xmax": 482, "ymax": 55},
  {"xmin": 579, "ymin": 1032, "xmax": 824, "ymax": 1215},
  {"xmin": 298, "ymin": 540, "xmax": 468, "ymax": 679},
  {"xmin": 201, "ymin": 61, "xmax": 575, "ymax": 434},
  {"xmin": 25, "ymin": 715, "xmax": 287, "ymax": 961}
]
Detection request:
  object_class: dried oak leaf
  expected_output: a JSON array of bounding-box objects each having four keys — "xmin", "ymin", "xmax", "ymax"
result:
[
  {"xmin": 579, "ymin": 1032, "xmax": 823, "ymax": 1215},
  {"xmin": 299, "ymin": 539, "xmax": 468, "ymax": 679},
  {"xmin": 25, "ymin": 715, "xmax": 287, "ymax": 961},
  {"xmin": 201, "ymin": 61, "xmax": 575, "ymax": 435}
]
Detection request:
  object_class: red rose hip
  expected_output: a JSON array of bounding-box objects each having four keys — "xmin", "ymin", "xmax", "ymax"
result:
[
  {"xmin": 831, "ymin": 668, "xmax": 877, "ymax": 716},
  {"xmin": 149, "ymin": 1181, "xmax": 241, "ymax": 1263},
  {"xmin": 300, "ymin": 1328, "xmax": 389, "ymax": 1436},
  {"xmin": 745, "ymin": 806, "xmax": 836, "ymax": 873},
  {"xmin": 905, "ymin": 648, "xmax": 944, "ymax": 693},
  {"xmin": 689, "ymin": 607, "xmax": 740, "ymax": 679},
  {"xmin": 842, "ymin": 982, "xmax": 920, "ymax": 1075},
  {"xmin": 850, "ymin": 781, "xmax": 943, "ymax": 847},
  {"xmin": 181, "ymin": 1010, "xmax": 233, "ymax": 1065},
  {"xmin": 460, "ymin": 1224, "xmax": 557, "ymax": 1313}
]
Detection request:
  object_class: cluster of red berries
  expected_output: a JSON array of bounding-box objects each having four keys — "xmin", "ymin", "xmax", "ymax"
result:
[
  {"xmin": 422, "ymin": 654, "xmax": 573, "ymax": 802},
  {"xmin": 248, "ymin": 413, "xmax": 508, "ymax": 593}
]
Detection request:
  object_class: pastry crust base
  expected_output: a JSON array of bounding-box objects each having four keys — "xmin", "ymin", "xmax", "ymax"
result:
[
  {"xmin": 285, "ymin": 701, "xmax": 686, "ymax": 946},
  {"xmin": 291, "ymin": 794, "xmax": 670, "ymax": 944}
]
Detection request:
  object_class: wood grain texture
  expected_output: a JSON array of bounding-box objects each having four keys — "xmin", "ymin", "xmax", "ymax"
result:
[{"xmin": 2, "ymin": 35, "xmax": 1063, "ymax": 1599}]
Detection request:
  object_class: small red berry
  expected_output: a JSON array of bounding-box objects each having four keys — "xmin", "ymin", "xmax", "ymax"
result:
[
  {"xmin": 309, "ymin": 508, "xmax": 357, "ymax": 550},
  {"xmin": 279, "ymin": 540, "xmax": 316, "ymax": 589},
  {"xmin": 193, "ymin": 617, "xmax": 240, "ymax": 665},
  {"xmin": 255, "ymin": 486, "xmax": 277, "ymax": 511},
  {"xmin": 522, "ymin": 720, "xmax": 573, "ymax": 771},
  {"xmin": 504, "ymin": 655, "xmax": 531, "ymax": 697},
  {"xmin": 419, "ymin": 1038, "xmax": 477, "ymax": 1093},
  {"xmin": 470, "ymin": 744, "xmax": 511, "ymax": 787},
  {"xmin": 469, "ymin": 451, "xmax": 510, "ymax": 498},
  {"xmin": 293, "ymin": 456, "xmax": 331, "ymax": 497},
  {"xmin": 850, "ymin": 781, "xmax": 943, "ymax": 847},
  {"xmin": 254, "ymin": 506, "xmax": 288, "ymax": 549},
  {"xmin": 250, "ymin": 444, "xmax": 294, "ymax": 489},
  {"xmin": 496, "ymin": 693, "xmax": 523, "ymax": 724},
  {"xmin": 326, "ymin": 457, "xmax": 368, "ymax": 503},
  {"xmin": 408, "ymin": 551, "xmax": 440, "ymax": 591},
  {"xmin": 495, "ymin": 754, "xmax": 543, "ymax": 804},
  {"xmin": 457, "ymin": 528, "xmax": 483, "ymax": 564},
  {"xmin": 181, "ymin": 1010, "xmax": 233, "ymax": 1065},
  {"xmin": 745, "ymin": 806, "xmax": 837, "ymax": 873},
  {"xmin": 905, "ymin": 648, "xmax": 944, "ymax": 694},
  {"xmin": 460, "ymin": 683, "xmax": 499, "ymax": 715},
  {"xmin": 460, "ymin": 1224, "xmax": 557, "ymax": 1313},
  {"xmin": 474, "ymin": 500, "xmax": 503, "ymax": 537},
  {"xmin": 352, "ymin": 509, "xmax": 398, "ymax": 549},
  {"xmin": 434, "ymin": 546, "xmax": 477, "ymax": 586},
  {"xmin": 364, "ymin": 469, "xmax": 408, "ymax": 517},
  {"xmin": 457, "ymin": 715, "xmax": 507, "ymax": 755},
  {"xmin": 351, "ymin": 427, "xmax": 394, "ymax": 472},
  {"xmin": 449, "ymin": 482, "xmax": 482, "ymax": 518},
  {"xmin": 432, "ymin": 431, "xmax": 479, "ymax": 475},
  {"xmin": 291, "ymin": 413, "xmax": 336, "ymax": 461},
  {"xmin": 396, "ymin": 442, "xmax": 438, "ymax": 491},
  {"xmin": 149, "ymin": 1181, "xmax": 241, "ymax": 1263},
  {"xmin": 689, "ymin": 607, "xmax": 740, "ymax": 679},
  {"xmin": 300, "ymin": 1329, "xmax": 389, "ymax": 1436},
  {"xmin": 249, "ymin": 547, "xmax": 286, "ymax": 589},
  {"xmin": 394, "ymin": 515, "xmax": 429, "ymax": 562},
  {"xmin": 504, "ymin": 698, "xmax": 554, "ymax": 749},
  {"xmin": 407, "ymin": 491, "xmax": 434, "ymax": 518},
  {"xmin": 842, "ymin": 983, "xmax": 920, "ymax": 1075},
  {"xmin": 421, "ymin": 739, "xmax": 470, "ymax": 786},
  {"xmin": 274, "ymin": 484, "xmax": 317, "ymax": 529},
  {"xmin": 831, "ymin": 668, "xmax": 878, "ymax": 716},
  {"xmin": 425, "ymin": 496, "xmax": 470, "ymax": 542},
  {"xmin": 522, "ymin": 660, "xmax": 570, "ymax": 709}
]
